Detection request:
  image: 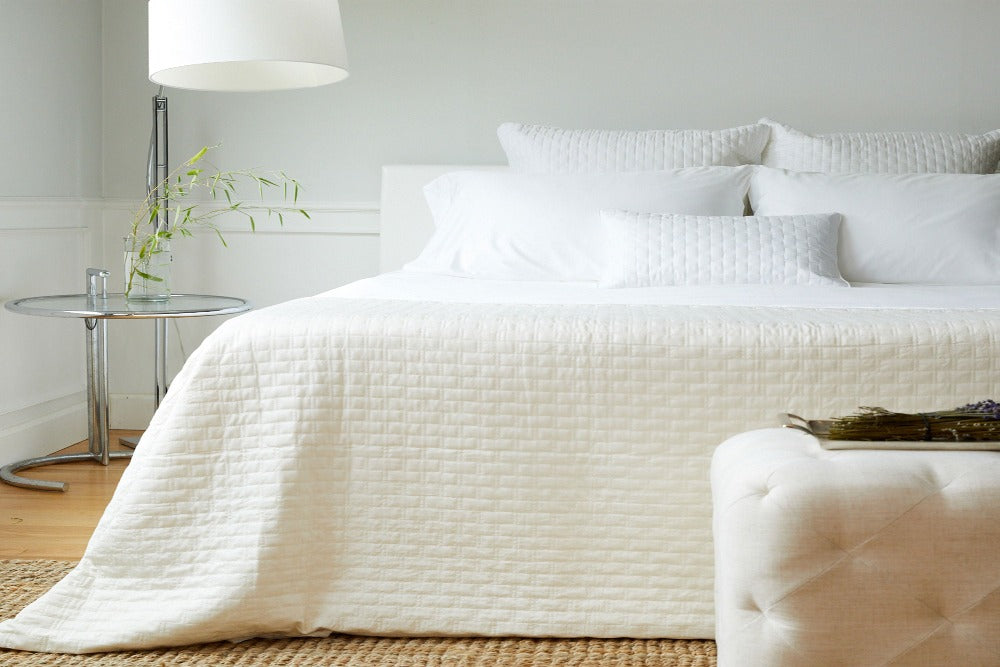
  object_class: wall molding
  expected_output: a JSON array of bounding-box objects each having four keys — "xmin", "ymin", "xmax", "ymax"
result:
[
  {"xmin": 102, "ymin": 198, "xmax": 380, "ymax": 235},
  {"xmin": 0, "ymin": 197, "xmax": 103, "ymax": 230}
]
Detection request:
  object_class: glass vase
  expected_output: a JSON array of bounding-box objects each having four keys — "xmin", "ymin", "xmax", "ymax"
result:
[{"xmin": 123, "ymin": 237, "xmax": 173, "ymax": 301}]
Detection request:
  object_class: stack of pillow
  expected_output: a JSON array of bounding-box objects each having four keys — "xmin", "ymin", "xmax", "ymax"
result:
[{"xmin": 406, "ymin": 119, "xmax": 1000, "ymax": 287}]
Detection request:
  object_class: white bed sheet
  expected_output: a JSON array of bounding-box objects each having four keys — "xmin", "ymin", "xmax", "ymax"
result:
[
  {"xmin": 1, "ymin": 276, "xmax": 998, "ymax": 653},
  {"xmin": 334, "ymin": 271, "xmax": 1000, "ymax": 309}
]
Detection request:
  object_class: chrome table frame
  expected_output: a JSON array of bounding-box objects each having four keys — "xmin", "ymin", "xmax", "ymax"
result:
[{"xmin": 2, "ymin": 271, "xmax": 250, "ymax": 491}]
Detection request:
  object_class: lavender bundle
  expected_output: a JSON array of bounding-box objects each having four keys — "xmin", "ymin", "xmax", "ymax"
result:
[{"xmin": 826, "ymin": 400, "xmax": 1000, "ymax": 441}]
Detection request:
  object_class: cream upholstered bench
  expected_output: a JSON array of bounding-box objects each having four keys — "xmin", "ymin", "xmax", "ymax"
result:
[{"xmin": 711, "ymin": 428, "xmax": 1000, "ymax": 666}]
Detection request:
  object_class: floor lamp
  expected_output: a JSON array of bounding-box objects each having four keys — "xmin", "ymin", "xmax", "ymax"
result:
[{"xmin": 139, "ymin": 0, "xmax": 349, "ymax": 422}]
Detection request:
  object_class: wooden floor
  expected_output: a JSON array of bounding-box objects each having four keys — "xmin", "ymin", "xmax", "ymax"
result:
[{"xmin": 0, "ymin": 431, "xmax": 140, "ymax": 561}]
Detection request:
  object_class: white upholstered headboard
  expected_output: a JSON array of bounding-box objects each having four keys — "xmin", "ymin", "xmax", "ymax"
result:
[{"xmin": 379, "ymin": 165, "xmax": 505, "ymax": 272}]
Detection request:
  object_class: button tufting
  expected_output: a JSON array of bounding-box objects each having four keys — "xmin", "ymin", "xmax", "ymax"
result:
[{"xmin": 713, "ymin": 429, "xmax": 1000, "ymax": 666}]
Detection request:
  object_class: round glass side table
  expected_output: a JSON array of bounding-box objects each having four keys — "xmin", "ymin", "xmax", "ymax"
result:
[{"xmin": 2, "ymin": 268, "xmax": 250, "ymax": 491}]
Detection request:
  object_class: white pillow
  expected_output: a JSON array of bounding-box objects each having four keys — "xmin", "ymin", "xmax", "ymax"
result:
[
  {"xmin": 750, "ymin": 167, "xmax": 1000, "ymax": 284},
  {"xmin": 498, "ymin": 122, "xmax": 770, "ymax": 173},
  {"xmin": 405, "ymin": 167, "xmax": 753, "ymax": 281},
  {"xmin": 760, "ymin": 118, "xmax": 1000, "ymax": 174},
  {"xmin": 599, "ymin": 211, "xmax": 847, "ymax": 288}
]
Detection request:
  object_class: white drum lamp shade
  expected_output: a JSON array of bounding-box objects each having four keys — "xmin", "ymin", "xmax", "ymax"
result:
[{"xmin": 148, "ymin": 0, "xmax": 349, "ymax": 91}]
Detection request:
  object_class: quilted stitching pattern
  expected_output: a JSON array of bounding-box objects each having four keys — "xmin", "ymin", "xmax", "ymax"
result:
[
  {"xmin": 760, "ymin": 118, "xmax": 1000, "ymax": 173},
  {"xmin": 600, "ymin": 212, "xmax": 846, "ymax": 288},
  {"xmin": 498, "ymin": 122, "xmax": 770, "ymax": 172},
  {"xmin": 713, "ymin": 429, "xmax": 1000, "ymax": 666},
  {"xmin": 1, "ymin": 298, "xmax": 998, "ymax": 652}
]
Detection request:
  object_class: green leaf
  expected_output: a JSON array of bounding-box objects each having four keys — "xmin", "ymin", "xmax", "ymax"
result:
[
  {"xmin": 188, "ymin": 146, "xmax": 209, "ymax": 164},
  {"xmin": 299, "ymin": 209, "xmax": 310, "ymax": 220},
  {"xmin": 125, "ymin": 145, "xmax": 308, "ymax": 266},
  {"xmin": 135, "ymin": 269, "xmax": 163, "ymax": 282}
]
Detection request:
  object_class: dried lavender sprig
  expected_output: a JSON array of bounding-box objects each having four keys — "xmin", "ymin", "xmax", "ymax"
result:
[
  {"xmin": 826, "ymin": 402, "xmax": 1000, "ymax": 441},
  {"xmin": 958, "ymin": 400, "xmax": 1000, "ymax": 419}
]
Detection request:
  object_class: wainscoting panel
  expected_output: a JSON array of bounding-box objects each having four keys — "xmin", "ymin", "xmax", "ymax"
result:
[{"xmin": 0, "ymin": 199, "xmax": 102, "ymax": 465}]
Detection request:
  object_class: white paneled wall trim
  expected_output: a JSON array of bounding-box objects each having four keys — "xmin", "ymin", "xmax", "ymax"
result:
[
  {"xmin": 1, "ymin": 198, "xmax": 104, "ymax": 465},
  {"xmin": 101, "ymin": 198, "xmax": 380, "ymax": 235},
  {"xmin": 0, "ymin": 197, "xmax": 104, "ymax": 230}
]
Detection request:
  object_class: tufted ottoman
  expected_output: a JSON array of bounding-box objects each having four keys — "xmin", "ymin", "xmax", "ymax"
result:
[{"xmin": 711, "ymin": 428, "xmax": 1000, "ymax": 666}]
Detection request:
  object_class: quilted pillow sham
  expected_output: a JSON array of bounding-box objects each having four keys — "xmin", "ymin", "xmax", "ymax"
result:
[
  {"xmin": 760, "ymin": 118, "xmax": 1000, "ymax": 174},
  {"xmin": 405, "ymin": 167, "xmax": 752, "ymax": 282},
  {"xmin": 497, "ymin": 122, "xmax": 770, "ymax": 173},
  {"xmin": 750, "ymin": 167, "xmax": 1000, "ymax": 284},
  {"xmin": 599, "ymin": 211, "xmax": 847, "ymax": 288}
]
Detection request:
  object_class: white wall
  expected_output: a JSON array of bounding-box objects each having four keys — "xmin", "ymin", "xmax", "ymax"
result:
[
  {"xmin": 109, "ymin": 0, "xmax": 1000, "ymax": 206},
  {"xmin": 0, "ymin": 1, "xmax": 103, "ymax": 464},
  {"xmin": 3, "ymin": 1, "xmax": 1000, "ymax": 462}
]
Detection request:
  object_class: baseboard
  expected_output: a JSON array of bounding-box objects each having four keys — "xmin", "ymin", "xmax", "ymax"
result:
[
  {"xmin": 0, "ymin": 393, "xmax": 87, "ymax": 466},
  {"xmin": 0, "ymin": 394, "xmax": 153, "ymax": 466},
  {"xmin": 109, "ymin": 394, "xmax": 153, "ymax": 431}
]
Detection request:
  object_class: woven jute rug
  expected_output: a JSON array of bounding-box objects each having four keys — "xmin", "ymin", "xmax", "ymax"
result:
[{"xmin": 0, "ymin": 560, "xmax": 716, "ymax": 666}]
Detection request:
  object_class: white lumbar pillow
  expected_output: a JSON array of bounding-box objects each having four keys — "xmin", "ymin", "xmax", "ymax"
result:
[
  {"xmin": 406, "ymin": 166, "xmax": 753, "ymax": 282},
  {"xmin": 750, "ymin": 166, "xmax": 1000, "ymax": 284},
  {"xmin": 760, "ymin": 118, "xmax": 1000, "ymax": 174},
  {"xmin": 599, "ymin": 211, "xmax": 847, "ymax": 288},
  {"xmin": 498, "ymin": 122, "xmax": 770, "ymax": 173}
]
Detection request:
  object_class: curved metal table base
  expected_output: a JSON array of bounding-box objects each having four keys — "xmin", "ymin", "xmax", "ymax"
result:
[{"xmin": 0, "ymin": 451, "xmax": 133, "ymax": 492}]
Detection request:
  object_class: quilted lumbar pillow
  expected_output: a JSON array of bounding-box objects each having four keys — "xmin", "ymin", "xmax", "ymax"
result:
[
  {"xmin": 750, "ymin": 166, "xmax": 1000, "ymax": 284},
  {"xmin": 497, "ymin": 122, "xmax": 770, "ymax": 173},
  {"xmin": 760, "ymin": 118, "xmax": 1000, "ymax": 174},
  {"xmin": 599, "ymin": 211, "xmax": 847, "ymax": 288}
]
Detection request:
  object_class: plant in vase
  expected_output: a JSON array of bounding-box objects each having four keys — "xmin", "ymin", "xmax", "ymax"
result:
[{"xmin": 124, "ymin": 145, "xmax": 309, "ymax": 300}]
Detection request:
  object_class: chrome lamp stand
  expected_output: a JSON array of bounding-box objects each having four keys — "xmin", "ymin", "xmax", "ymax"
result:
[
  {"xmin": 149, "ymin": 89, "xmax": 170, "ymax": 409},
  {"xmin": 120, "ymin": 89, "xmax": 170, "ymax": 449}
]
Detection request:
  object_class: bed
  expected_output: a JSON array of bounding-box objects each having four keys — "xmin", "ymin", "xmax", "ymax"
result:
[{"xmin": 2, "ymin": 121, "xmax": 999, "ymax": 653}]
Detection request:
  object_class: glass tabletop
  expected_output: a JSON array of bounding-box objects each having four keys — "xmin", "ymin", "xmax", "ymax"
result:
[{"xmin": 4, "ymin": 294, "xmax": 251, "ymax": 319}]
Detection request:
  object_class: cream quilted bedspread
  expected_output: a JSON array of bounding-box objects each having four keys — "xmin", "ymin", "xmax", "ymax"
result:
[{"xmin": 2, "ymin": 295, "xmax": 998, "ymax": 653}]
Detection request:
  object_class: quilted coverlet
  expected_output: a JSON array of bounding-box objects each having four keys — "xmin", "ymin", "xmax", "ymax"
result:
[{"xmin": 1, "ymin": 295, "xmax": 998, "ymax": 652}]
